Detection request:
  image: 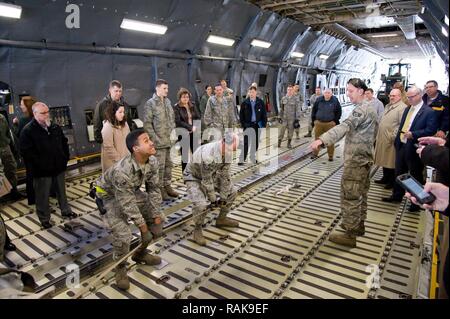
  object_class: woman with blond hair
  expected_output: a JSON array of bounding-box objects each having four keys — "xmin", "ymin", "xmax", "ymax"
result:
[{"xmin": 101, "ymin": 101, "xmax": 130, "ymax": 172}]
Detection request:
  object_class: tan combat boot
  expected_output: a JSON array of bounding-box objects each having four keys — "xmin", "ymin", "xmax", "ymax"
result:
[
  {"xmin": 329, "ymin": 232, "xmax": 357, "ymax": 248},
  {"xmin": 132, "ymin": 251, "xmax": 162, "ymax": 266},
  {"xmin": 216, "ymin": 212, "xmax": 239, "ymax": 228},
  {"xmin": 193, "ymin": 226, "xmax": 206, "ymax": 246},
  {"xmin": 278, "ymin": 140, "xmax": 282, "ymax": 148},
  {"xmin": 160, "ymin": 187, "xmax": 171, "ymax": 201},
  {"xmin": 287, "ymin": 139, "xmax": 292, "ymax": 148},
  {"xmin": 165, "ymin": 185, "xmax": 179, "ymax": 198},
  {"xmin": 115, "ymin": 265, "xmax": 130, "ymax": 290}
]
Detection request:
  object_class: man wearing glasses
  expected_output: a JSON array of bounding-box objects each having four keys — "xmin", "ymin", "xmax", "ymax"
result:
[
  {"xmin": 382, "ymin": 86, "xmax": 438, "ymax": 212},
  {"xmin": 20, "ymin": 102, "xmax": 77, "ymax": 228},
  {"xmin": 423, "ymin": 80, "xmax": 449, "ymax": 139}
]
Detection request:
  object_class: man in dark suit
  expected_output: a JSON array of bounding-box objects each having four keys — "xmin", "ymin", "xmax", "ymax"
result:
[
  {"xmin": 382, "ymin": 86, "xmax": 438, "ymax": 211},
  {"xmin": 239, "ymin": 86, "xmax": 267, "ymax": 164}
]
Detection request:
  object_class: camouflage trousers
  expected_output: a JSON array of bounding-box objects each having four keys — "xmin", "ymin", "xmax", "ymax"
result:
[
  {"xmin": 103, "ymin": 191, "xmax": 163, "ymax": 262},
  {"xmin": 278, "ymin": 122, "xmax": 295, "ymax": 142},
  {"xmin": 0, "ymin": 214, "xmax": 5, "ymax": 262},
  {"xmin": 186, "ymin": 181, "xmax": 237, "ymax": 227},
  {"xmin": 0, "ymin": 147, "xmax": 17, "ymax": 188},
  {"xmin": 340, "ymin": 163, "xmax": 372, "ymax": 235},
  {"xmin": 155, "ymin": 147, "xmax": 173, "ymax": 187}
]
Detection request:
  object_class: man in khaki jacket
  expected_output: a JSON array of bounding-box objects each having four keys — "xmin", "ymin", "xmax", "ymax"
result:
[{"xmin": 374, "ymin": 89, "xmax": 407, "ymax": 189}]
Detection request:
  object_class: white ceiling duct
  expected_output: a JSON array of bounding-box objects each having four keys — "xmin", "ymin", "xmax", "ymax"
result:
[{"xmin": 395, "ymin": 16, "xmax": 416, "ymax": 40}]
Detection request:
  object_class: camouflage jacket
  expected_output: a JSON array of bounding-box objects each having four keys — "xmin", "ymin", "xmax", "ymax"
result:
[
  {"xmin": 280, "ymin": 95, "xmax": 301, "ymax": 121},
  {"xmin": 319, "ymin": 100, "xmax": 378, "ymax": 166},
  {"xmin": 203, "ymin": 95, "xmax": 237, "ymax": 132},
  {"xmin": 294, "ymin": 92, "xmax": 305, "ymax": 110},
  {"xmin": 0, "ymin": 114, "xmax": 10, "ymax": 148},
  {"xmin": 144, "ymin": 94, "xmax": 175, "ymax": 149},
  {"xmin": 183, "ymin": 141, "xmax": 231, "ymax": 199},
  {"xmin": 96, "ymin": 154, "xmax": 162, "ymax": 227}
]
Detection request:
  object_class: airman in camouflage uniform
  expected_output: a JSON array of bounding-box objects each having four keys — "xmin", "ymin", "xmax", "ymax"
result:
[
  {"xmin": 183, "ymin": 133, "xmax": 239, "ymax": 246},
  {"xmin": 95, "ymin": 130, "xmax": 164, "ymax": 290},
  {"xmin": 204, "ymin": 84, "xmax": 237, "ymax": 139},
  {"xmin": 143, "ymin": 79, "xmax": 179, "ymax": 201},
  {"xmin": 294, "ymin": 84, "xmax": 304, "ymax": 139},
  {"xmin": 221, "ymin": 80, "xmax": 240, "ymax": 124},
  {"xmin": 0, "ymin": 113, "xmax": 21, "ymax": 199},
  {"xmin": 278, "ymin": 85, "xmax": 302, "ymax": 148},
  {"xmin": 311, "ymin": 78, "xmax": 378, "ymax": 248}
]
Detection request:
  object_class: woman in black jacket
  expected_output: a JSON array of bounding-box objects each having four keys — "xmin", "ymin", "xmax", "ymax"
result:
[{"xmin": 173, "ymin": 88, "xmax": 200, "ymax": 172}]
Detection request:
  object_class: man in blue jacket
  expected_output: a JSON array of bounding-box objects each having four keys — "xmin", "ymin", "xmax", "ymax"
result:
[
  {"xmin": 239, "ymin": 86, "xmax": 267, "ymax": 164},
  {"xmin": 382, "ymin": 86, "xmax": 438, "ymax": 211},
  {"xmin": 423, "ymin": 80, "xmax": 449, "ymax": 138}
]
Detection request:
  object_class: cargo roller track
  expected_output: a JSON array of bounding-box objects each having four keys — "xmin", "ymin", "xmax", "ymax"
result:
[{"xmin": 57, "ymin": 141, "xmax": 425, "ymax": 299}]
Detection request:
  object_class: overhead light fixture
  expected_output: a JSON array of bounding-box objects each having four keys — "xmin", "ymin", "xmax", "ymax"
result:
[
  {"xmin": 319, "ymin": 54, "xmax": 329, "ymax": 60},
  {"xmin": 394, "ymin": 45, "xmax": 399, "ymax": 48},
  {"xmin": 421, "ymin": 7, "xmax": 425, "ymax": 14},
  {"xmin": 206, "ymin": 35, "xmax": 235, "ymax": 47},
  {"xmin": 291, "ymin": 52, "xmax": 304, "ymax": 58},
  {"xmin": 251, "ymin": 39, "xmax": 271, "ymax": 48},
  {"xmin": 442, "ymin": 26, "xmax": 449, "ymax": 37},
  {"xmin": 120, "ymin": 18, "xmax": 167, "ymax": 35},
  {"xmin": 369, "ymin": 33, "xmax": 399, "ymax": 38},
  {"xmin": 445, "ymin": 15, "xmax": 449, "ymax": 26},
  {"xmin": 0, "ymin": 2, "xmax": 22, "ymax": 19}
]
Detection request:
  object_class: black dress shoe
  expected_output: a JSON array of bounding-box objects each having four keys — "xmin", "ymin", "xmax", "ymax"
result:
[
  {"xmin": 5, "ymin": 242, "xmax": 16, "ymax": 251},
  {"xmin": 382, "ymin": 196, "xmax": 402, "ymax": 203},
  {"xmin": 238, "ymin": 163, "xmax": 244, "ymax": 166},
  {"xmin": 375, "ymin": 179, "xmax": 387, "ymax": 185},
  {"xmin": 42, "ymin": 222, "xmax": 52, "ymax": 229},
  {"xmin": 328, "ymin": 158, "xmax": 334, "ymax": 162},
  {"xmin": 63, "ymin": 212, "xmax": 78, "ymax": 219}
]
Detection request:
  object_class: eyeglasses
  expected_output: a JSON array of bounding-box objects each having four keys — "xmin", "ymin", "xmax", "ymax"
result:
[{"xmin": 406, "ymin": 94, "xmax": 419, "ymax": 99}]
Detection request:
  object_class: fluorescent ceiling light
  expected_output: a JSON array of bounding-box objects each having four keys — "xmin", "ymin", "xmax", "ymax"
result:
[
  {"xmin": 369, "ymin": 33, "xmax": 398, "ymax": 38},
  {"xmin": 251, "ymin": 39, "xmax": 271, "ymax": 48},
  {"xmin": 291, "ymin": 52, "xmax": 304, "ymax": 58},
  {"xmin": 421, "ymin": 7, "xmax": 425, "ymax": 14},
  {"xmin": 0, "ymin": 2, "xmax": 22, "ymax": 19},
  {"xmin": 206, "ymin": 35, "xmax": 235, "ymax": 46},
  {"xmin": 442, "ymin": 26, "xmax": 449, "ymax": 37},
  {"xmin": 120, "ymin": 18, "xmax": 167, "ymax": 35},
  {"xmin": 445, "ymin": 15, "xmax": 449, "ymax": 26},
  {"xmin": 319, "ymin": 54, "xmax": 329, "ymax": 60}
]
